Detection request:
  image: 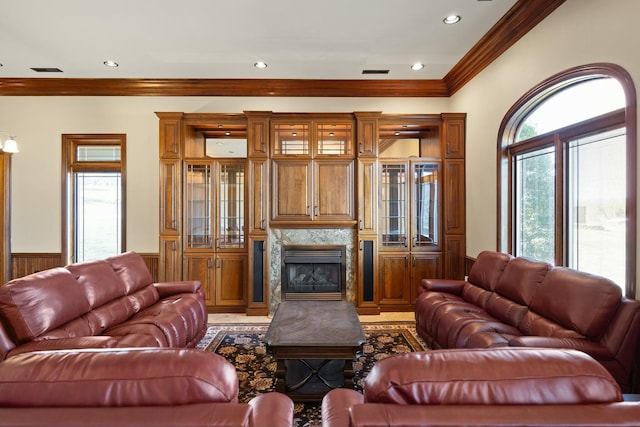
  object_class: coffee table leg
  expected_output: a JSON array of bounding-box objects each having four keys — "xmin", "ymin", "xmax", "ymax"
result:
[
  {"xmin": 343, "ymin": 359, "xmax": 355, "ymax": 389},
  {"xmin": 275, "ymin": 359, "xmax": 287, "ymax": 394}
]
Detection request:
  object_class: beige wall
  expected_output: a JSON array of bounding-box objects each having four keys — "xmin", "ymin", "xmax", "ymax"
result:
[
  {"xmin": 2, "ymin": 0, "xmax": 639, "ymax": 297},
  {"xmin": 450, "ymin": 0, "xmax": 640, "ymax": 297},
  {"xmin": 0, "ymin": 97, "xmax": 450, "ymax": 253}
]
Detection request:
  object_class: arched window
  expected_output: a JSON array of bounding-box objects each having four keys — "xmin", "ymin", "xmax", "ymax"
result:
[{"xmin": 498, "ymin": 64, "xmax": 637, "ymax": 298}]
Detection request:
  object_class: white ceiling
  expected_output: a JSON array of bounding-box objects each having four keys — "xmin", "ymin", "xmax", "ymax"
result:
[{"xmin": 0, "ymin": 0, "xmax": 517, "ymax": 80}]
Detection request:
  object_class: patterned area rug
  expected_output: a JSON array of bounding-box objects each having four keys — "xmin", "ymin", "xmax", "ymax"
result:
[{"xmin": 196, "ymin": 322, "xmax": 427, "ymax": 427}]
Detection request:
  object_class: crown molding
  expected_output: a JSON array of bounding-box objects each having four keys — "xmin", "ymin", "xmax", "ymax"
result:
[
  {"xmin": 0, "ymin": 78, "xmax": 449, "ymax": 97},
  {"xmin": 0, "ymin": 0, "xmax": 564, "ymax": 97},
  {"xmin": 444, "ymin": 0, "xmax": 566, "ymax": 95}
]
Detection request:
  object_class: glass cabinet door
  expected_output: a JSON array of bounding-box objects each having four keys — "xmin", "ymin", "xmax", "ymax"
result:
[
  {"xmin": 217, "ymin": 162, "xmax": 245, "ymax": 249},
  {"xmin": 273, "ymin": 123, "xmax": 309, "ymax": 156},
  {"xmin": 316, "ymin": 123, "xmax": 353, "ymax": 156},
  {"xmin": 185, "ymin": 163, "xmax": 212, "ymax": 248},
  {"xmin": 380, "ymin": 162, "xmax": 408, "ymax": 248},
  {"xmin": 412, "ymin": 162, "xmax": 439, "ymax": 247}
]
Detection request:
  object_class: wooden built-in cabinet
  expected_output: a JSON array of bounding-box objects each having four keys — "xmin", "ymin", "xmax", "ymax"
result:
[
  {"xmin": 270, "ymin": 116, "xmax": 356, "ymax": 227},
  {"xmin": 376, "ymin": 159, "xmax": 443, "ymax": 310},
  {"xmin": 157, "ymin": 111, "xmax": 465, "ymax": 315},
  {"xmin": 354, "ymin": 113, "xmax": 465, "ymax": 313},
  {"xmin": 183, "ymin": 158, "xmax": 248, "ymax": 311}
]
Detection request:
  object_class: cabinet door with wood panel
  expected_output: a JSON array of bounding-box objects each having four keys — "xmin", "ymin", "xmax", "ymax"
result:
[
  {"xmin": 355, "ymin": 112, "xmax": 380, "ymax": 157},
  {"xmin": 271, "ymin": 159, "xmax": 312, "ymax": 221},
  {"xmin": 215, "ymin": 254, "xmax": 248, "ymax": 308},
  {"xmin": 246, "ymin": 111, "xmax": 270, "ymax": 157},
  {"xmin": 160, "ymin": 159, "xmax": 180, "ymax": 235},
  {"xmin": 159, "ymin": 236, "xmax": 181, "ymax": 282},
  {"xmin": 183, "ymin": 254, "xmax": 215, "ymax": 306},
  {"xmin": 314, "ymin": 159, "xmax": 354, "ymax": 220},
  {"xmin": 410, "ymin": 253, "xmax": 442, "ymax": 303},
  {"xmin": 378, "ymin": 253, "xmax": 411, "ymax": 306},
  {"xmin": 249, "ymin": 159, "xmax": 268, "ymax": 233}
]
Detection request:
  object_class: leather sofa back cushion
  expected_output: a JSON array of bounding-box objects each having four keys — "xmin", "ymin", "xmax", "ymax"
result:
[
  {"xmin": 107, "ymin": 252, "xmax": 153, "ymax": 295},
  {"xmin": 66, "ymin": 260, "xmax": 127, "ymax": 308},
  {"xmin": 0, "ymin": 268, "xmax": 91, "ymax": 343},
  {"xmin": 494, "ymin": 257, "xmax": 550, "ymax": 305},
  {"xmin": 467, "ymin": 251, "xmax": 511, "ymax": 292},
  {"xmin": 530, "ymin": 267, "xmax": 622, "ymax": 339},
  {"xmin": 0, "ymin": 348, "xmax": 239, "ymax": 407},
  {"xmin": 363, "ymin": 348, "xmax": 622, "ymax": 405}
]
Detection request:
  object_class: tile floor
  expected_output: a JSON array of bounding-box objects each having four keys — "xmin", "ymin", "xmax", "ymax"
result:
[{"xmin": 208, "ymin": 311, "xmax": 415, "ymax": 324}]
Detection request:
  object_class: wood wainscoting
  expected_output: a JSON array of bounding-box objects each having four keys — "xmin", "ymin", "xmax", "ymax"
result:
[
  {"xmin": 11, "ymin": 253, "xmax": 64, "ymax": 279},
  {"xmin": 9, "ymin": 253, "xmax": 160, "ymax": 283}
]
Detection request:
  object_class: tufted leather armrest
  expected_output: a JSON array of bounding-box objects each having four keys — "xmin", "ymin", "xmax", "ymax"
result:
[
  {"xmin": 419, "ymin": 278, "xmax": 465, "ymax": 294},
  {"xmin": 153, "ymin": 280, "xmax": 202, "ymax": 298}
]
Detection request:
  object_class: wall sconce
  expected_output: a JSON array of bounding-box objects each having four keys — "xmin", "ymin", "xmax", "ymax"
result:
[{"xmin": 0, "ymin": 132, "xmax": 19, "ymax": 153}]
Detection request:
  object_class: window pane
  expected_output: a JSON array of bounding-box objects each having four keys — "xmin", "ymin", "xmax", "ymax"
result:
[
  {"xmin": 567, "ymin": 128, "xmax": 626, "ymax": 288},
  {"xmin": 516, "ymin": 78, "xmax": 624, "ymax": 141},
  {"xmin": 514, "ymin": 147, "xmax": 555, "ymax": 263},
  {"xmin": 75, "ymin": 172, "xmax": 122, "ymax": 262},
  {"xmin": 77, "ymin": 145, "xmax": 121, "ymax": 161}
]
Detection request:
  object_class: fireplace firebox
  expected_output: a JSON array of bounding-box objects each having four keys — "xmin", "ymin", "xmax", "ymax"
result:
[{"xmin": 281, "ymin": 245, "xmax": 346, "ymax": 301}]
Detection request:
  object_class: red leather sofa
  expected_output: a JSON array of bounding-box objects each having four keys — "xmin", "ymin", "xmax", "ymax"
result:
[
  {"xmin": 322, "ymin": 348, "xmax": 640, "ymax": 426},
  {"xmin": 415, "ymin": 250, "xmax": 640, "ymax": 392},
  {"xmin": 0, "ymin": 251, "xmax": 207, "ymax": 354},
  {"xmin": 0, "ymin": 348, "xmax": 294, "ymax": 426},
  {"xmin": 0, "ymin": 251, "xmax": 295, "ymax": 426}
]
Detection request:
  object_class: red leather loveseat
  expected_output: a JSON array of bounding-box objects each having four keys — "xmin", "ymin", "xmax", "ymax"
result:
[
  {"xmin": 415, "ymin": 250, "xmax": 640, "ymax": 392},
  {"xmin": 322, "ymin": 348, "xmax": 640, "ymax": 426},
  {"xmin": 0, "ymin": 251, "xmax": 295, "ymax": 426}
]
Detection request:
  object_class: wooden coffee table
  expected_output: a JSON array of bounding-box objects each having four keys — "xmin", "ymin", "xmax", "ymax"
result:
[{"xmin": 264, "ymin": 300, "xmax": 366, "ymax": 401}]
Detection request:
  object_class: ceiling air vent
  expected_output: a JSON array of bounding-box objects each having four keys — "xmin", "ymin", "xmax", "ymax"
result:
[
  {"xmin": 362, "ymin": 69, "xmax": 389, "ymax": 75},
  {"xmin": 30, "ymin": 67, "xmax": 63, "ymax": 73}
]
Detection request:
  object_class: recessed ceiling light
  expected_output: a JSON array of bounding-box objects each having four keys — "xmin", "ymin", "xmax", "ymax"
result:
[
  {"xmin": 411, "ymin": 63, "xmax": 424, "ymax": 71},
  {"xmin": 254, "ymin": 62, "xmax": 267, "ymax": 69},
  {"xmin": 103, "ymin": 60, "xmax": 119, "ymax": 68},
  {"xmin": 443, "ymin": 15, "xmax": 461, "ymax": 24}
]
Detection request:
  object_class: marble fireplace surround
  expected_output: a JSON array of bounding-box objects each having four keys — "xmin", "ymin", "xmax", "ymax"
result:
[{"xmin": 268, "ymin": 228, "xmax": 356, "ymax": 314}]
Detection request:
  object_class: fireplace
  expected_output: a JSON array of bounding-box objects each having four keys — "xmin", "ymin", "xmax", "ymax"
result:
[{"xmin": 281, "ymin": 245, "xmax": 346, "ymax": 301}]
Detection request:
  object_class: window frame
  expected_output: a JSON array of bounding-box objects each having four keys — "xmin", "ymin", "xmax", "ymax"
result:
[
  {"xmin": 497, "ymin": 63, "xmax": 637, "ymax": 298},
  {"xmin": 62, "ymin": 134, "xmax": 127, "ymax": 264}
]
